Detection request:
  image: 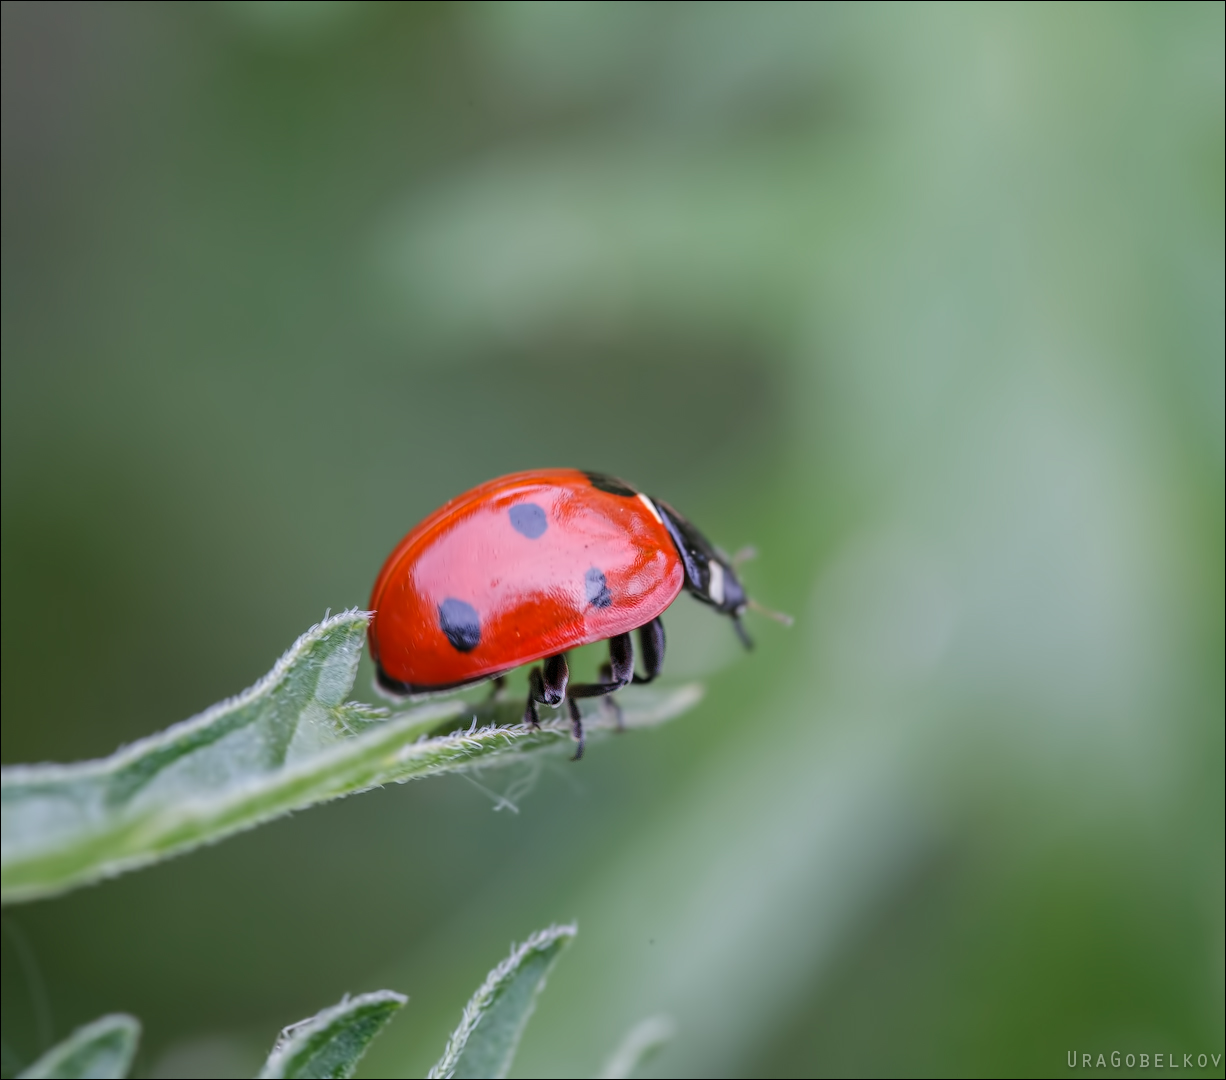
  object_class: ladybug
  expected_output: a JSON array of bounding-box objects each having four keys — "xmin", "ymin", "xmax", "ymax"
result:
[{"xmin": 368, "ymin": 469, "xmax": 766, "ymax": 758}]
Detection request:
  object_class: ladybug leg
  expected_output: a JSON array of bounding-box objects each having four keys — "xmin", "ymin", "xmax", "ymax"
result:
[
  {"xmin": 568, "ymin": 696, "xmax": 585, "ymax": 761},
  {"xmin": 523, "ymin": 654, "xmax": 569, "ymax": 729},
  {"xmin": 543, "ymin": 654, "xmax": 570, "ymax": 703},
  {"xmin": 568, "ymin": 632, "xmax": 634, "ymax": 737},
  {"xmin": 631, "ymin": 616, "xmax": 666, "ymax": 684},
  {"xmin": 591, "ymin": 659, "xmax": 627, "ymax": 731},
  {"xmin": 486, "ymin": 674, "xmax": 507, "ymax": 701},
  {"xmin": 567, "ymin": 633, "xmax": 634, "ymax": 698},
  {"xmin": 523, "ymin": 670, "xmax": 543, "ymax": 728},
  {"xmin": 586, "ymin": 658, "xmax": 623, "ymax": 732}
]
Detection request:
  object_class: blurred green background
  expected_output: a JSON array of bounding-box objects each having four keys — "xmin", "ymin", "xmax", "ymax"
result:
[{"xmin": 2, "ymin": 2, "xmax": 1222, "ymax": 1076}]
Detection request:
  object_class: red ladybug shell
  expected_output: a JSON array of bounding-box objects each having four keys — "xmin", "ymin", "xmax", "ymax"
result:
[{"xmin": 369, "ymin": 469, "xmax": 685, "ymax": 692}]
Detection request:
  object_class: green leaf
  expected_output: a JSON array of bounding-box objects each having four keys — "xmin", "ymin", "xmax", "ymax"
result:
[
  {"xmin": 2, "ymin": 611, "xmax": 701, "ymax": 904},
  {"xmin": 17, "ymin": 1014, "xmax": 140, "ymax": 1080},
  {"xmin": 595, "ymin": 1015, "xmax": 675, "ymax": 1079},
  {"xmin": 429, "ymin": 924, "xmax": 577, "ymax": 1080},
  {"xmin": 258, "ymin": 990, "xmax": 406, "ymax": 1080}
]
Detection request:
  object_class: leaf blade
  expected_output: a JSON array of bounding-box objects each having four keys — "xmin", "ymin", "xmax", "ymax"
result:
[
  {"xmin": 2, "ymin": 611, "xmax": 701, "ymax": 904},
  {"xmin": 429, "ymin": 924, "xmax": 576, "ymax": 1080},
  {"xmin": 258, "ymin": 990, "xmax": 406, "ymax": 1080},
  {"xmin": 17, "ymin": 1014, "xmax": 140, "ymax": 1080}
]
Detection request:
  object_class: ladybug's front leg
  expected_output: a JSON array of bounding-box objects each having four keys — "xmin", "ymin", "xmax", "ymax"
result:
[
  {"xmin": 569, "ymin": 632, "xmax": 635, "ymax": 738},
  {"xmin": 598, "ymin": 617, "xmax": 666, "ymax": 731},
  {"xmin": 631, "ymin": 617, "xmax": 666, "ymax": 684},
  {"xmin": 522, "ymin": 654, "xmax": 569, "ymax": 728},
  {"xmin": 568, "ymin": 633, "xmax": 634, "ymax": 698}
]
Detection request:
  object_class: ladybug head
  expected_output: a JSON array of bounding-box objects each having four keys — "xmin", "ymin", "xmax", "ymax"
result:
[{"xmin": 654, "ymin": 500, "xmax": 754, "ymax": 647}]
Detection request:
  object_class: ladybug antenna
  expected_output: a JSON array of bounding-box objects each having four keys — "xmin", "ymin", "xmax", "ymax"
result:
[
  {"xmin": 732, "ymin": 614, "xmax": 754, "ymax": 650},
  {"xmin": 731, "ymin": 545, "xmax": 758, "ymax": 567},
  {"xmin": 747, "ymin": 597, "xmax": 794, "ymax": 628}
]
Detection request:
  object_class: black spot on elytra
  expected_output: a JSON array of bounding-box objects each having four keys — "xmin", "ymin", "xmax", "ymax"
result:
[
  {"xmin": 585, "ymin": 567, "xmax": 612, "ymax": 608},
  {"xmin": 509, "ymin": 502, "xmax": 547, "ymax": 539},
  {"xmin": 438, "ymin": 598, "xmax": 481, "ymax": 652},
  {"xmin": 584, "ymin": 471, "xmax": 637, "ymax": 497}
]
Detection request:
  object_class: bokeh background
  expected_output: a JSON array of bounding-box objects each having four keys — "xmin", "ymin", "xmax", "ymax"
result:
[{"xmin": 2, "ymin": 3, "xmax": 1222, "ymax": 1077}]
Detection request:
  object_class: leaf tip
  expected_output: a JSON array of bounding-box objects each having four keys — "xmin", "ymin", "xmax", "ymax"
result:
[
  {"xmin": 17, "ymin": 1013, "xmax": 141, "ymax": 1080},
  {"xmin": 597, "ymin": 1014, "xmax": 676, "ymax": 1080},
  {"xmin": 258, "ymin": 989, "xmax": 406, "ymax": 1080},
  {"xmin": 428, "ymin": 923, "xmax": 577, "ymax": 1079}
]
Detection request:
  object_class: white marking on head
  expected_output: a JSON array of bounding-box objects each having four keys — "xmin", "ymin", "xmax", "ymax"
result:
[
  {"xmin": 707, "ymin": 559, "xmax": 725, "ymax": 605},
  {"xmin": 637, "ymin": 492, "xmax": 664, "ymax": 524}
]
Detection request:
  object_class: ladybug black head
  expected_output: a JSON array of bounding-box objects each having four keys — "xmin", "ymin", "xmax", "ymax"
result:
[{"xmin": 654, "ymin": 499, "xmax": 752, "ymax": 645}]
